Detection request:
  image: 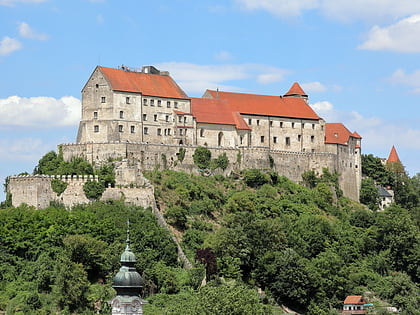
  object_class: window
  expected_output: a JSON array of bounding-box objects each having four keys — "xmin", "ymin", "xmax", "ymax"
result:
[
  {"xmin": 118, "ymin": 125, "xmax": 123, "ymax": 132},
  {"xmin": 154, "ymin": 114, "xmax": 157, "ymax": 121},
  {"xmin": 166, "ymin": 115, "xmax": 169, "ymax": 122},
  {"xmin": 311, "ymin": 135, "xmax": 315, "ymax": 143},
  {"xmin": 261, "ymin": 136, "xmax": 264, "ymax": 143},
  {"xmin": 184, "ymin": 129, "xmax": 187, "ymax": 136},
  {"xmin": 273, "ymin": 136, "xmax": 277, "ymax": 143},
  {"xmin": 157, "ymin": 128, "xmax": 162, "ymax": 136},
  {"xmin": 240, "ymin": 135, "xmax": 243, "ymax": 144},
  {"xmin": 312, "ymin": 123, "xmax": 315, "ymax": 129},
  {"xmin": 248, "ymin": 118, "xmax": 252, "ymax": 125},
  {"xmin": 298, "ymin": 134, "xmax": 301, "ymax": 141},
  {"xmin": 157, "ymin": 100, "xmax": 161, "ymax": 107},
  {"xmin": 270, "ymin": 121, "xmax": 273, "ymax": 127},
  {"xmin": 101, "ymin": 96, "xmax": 106, "ymax": 103},
  {"xmin": 94, "ymin": 125, "xmax": 99, "ymax": 133},
  {"xmin": 179, "ymin": 129, "xmax": 183, "ymax": 136},
  {"xmin": 280, "ymin": 122, "xmax": 283, "ymax": 128},
  {"xmin": 312, "ymin": 149, "xmax": 315, "ymax": 153},
  {"xmin": 286, "ymin": 137, "xmax": 290, "ymax": 146},
  {"xmin": 200, "ymin": 129, "xmax": 204, "ymax": 137},
  {"xmin": 131, "ymin": 126, "xmax": 135, "ymax": 133},
  {"xmin": 143, "ymin": 99, "xmax": 147, "ymax": 106},
  {"xmin": 178, "ymin": 116, "xmax": 182, "ymax": 123},
  {"xmin": 95, "ymin": 84, "xmax": 99, "ymax": 88},
  {"xmin": 167, "ymin": 101, "xmax": 171, "ymax": 108},
  {"xmin": 126, "ymin": 97, "xmax": 130, "ymax": 104},
  {"xmin": 292, "ymin": 122, "xmax": 295, "ymax": 128},
  {"xmin": 168, "ymin": 128, "xmax": 171, "ymax": 135},
  {"xmin": 143, "ymin": 114, "xmax": 147, "ymax": 121},
  {"xmin": 184, "ymin": 116, "xmax": 187, "ymax": 123},
  {"xmin": 93, "ymin": 111, "xmax": 98, "ymax": 120},
  {"xmin": 120, "ymin": 111, "xmax": 124, "ymax": 119},
  {"xmin": 174, "ymin": 101, "xmax": 178, "ymax": 108},
  {"xmin": 150, "ymin": 99, "xmax": 154, "ymax": 106},
  {"xmin": 257, "ymin": 119, "xmax": 260, "ymax": 126},
  {"xmin": 144, "ymin": 127, "xmax": 148, "ymax": 135}
]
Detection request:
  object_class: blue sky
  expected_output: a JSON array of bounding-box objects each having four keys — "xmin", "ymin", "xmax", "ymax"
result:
[{"xmin": 1, "ymin": 0, "xmax": 420, "ymax": 200}]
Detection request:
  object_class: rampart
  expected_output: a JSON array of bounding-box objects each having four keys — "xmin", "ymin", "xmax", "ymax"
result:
[
  {"xmin": 8, "ymin": 174, "xmax": 154, "ymax": 209},
  {"xmin": 59, "ymin": 141, "xmax": 359, "ymax": 199}
]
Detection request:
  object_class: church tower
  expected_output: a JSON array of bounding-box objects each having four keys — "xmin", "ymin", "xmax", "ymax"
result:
[{"xmin": 110, "ymin": 223, "xmax": 147, "ymax": 314}]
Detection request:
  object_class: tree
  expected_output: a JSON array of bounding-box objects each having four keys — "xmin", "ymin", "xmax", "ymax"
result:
[
  {"xmin": 83, "ymin": 180, "xmax": 105, "ymax": 200},
  {"xmin": 193, "ymin": 146, "xmax": 211, "ymax": 169},
  {"xmin": 360, "ymin": 178, "xmax": 380, "ymax": 210}
]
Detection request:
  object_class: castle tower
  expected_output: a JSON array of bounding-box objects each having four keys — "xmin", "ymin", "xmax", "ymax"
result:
[
  {"xmin": 386, "ymin": 145, "xmax": 404, "ymax": 174},
  {"xmin": 283, "ymin": 82, "xmax": 308, "ymax": 102},
  {"xmin": 110, "ymin": 223, "xmax": 147, "ymax": 314}
]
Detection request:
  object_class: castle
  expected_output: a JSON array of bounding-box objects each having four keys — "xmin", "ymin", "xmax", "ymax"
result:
[{"xmin": 8, "ymin": 65, "xmax": 362, "ymax": 208}]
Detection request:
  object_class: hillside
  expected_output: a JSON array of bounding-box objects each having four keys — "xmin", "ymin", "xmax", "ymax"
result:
[{"xmin": 0, "ymin": 168, "xmax": 419, "ymax": 314}]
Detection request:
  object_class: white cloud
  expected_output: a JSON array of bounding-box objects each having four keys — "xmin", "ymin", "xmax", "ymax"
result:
[
  {"xmin": 214, "ymin": 50, "xmax": 233, "ymax": 61},
  {"xmin": 386, "ymin": 68, "xmax": 420, "ymax": 93},
  {"xmin": 155, "ymin": 62, "xmax": 290, "ymax": 94},
  {"xmin": 18, "ymin": 22, "xmax": 49, "ymax": 40},
  {"xmin": 0, "ymin": 96, "xmax": 80, "ymax": 127},
  {"xmin": 311, "ymin": 100, "xmax": 333, "ymax": 112},
  {"xmin": 0, "ymin": 138, "xmax": 50, "ymax": 161},
  {"xmin": 234, "ymin": 0, "xmax": 420, "ymax": 23},
  {"xmin": 301, "ymin": 81, "xmax": 326, "ymax": 93},
  {"xmin": 0, "ymin": 36, "xmax": 22, "ymax": 56},
  {"xmin": 0, "ymin": 0, "xmax": 45, "ymax": 6},
  {"xmin": 234, "ymin": 0, "xmax": 318, "ymax": 17},
  {"xmin": 359, "ymin": 15, "xmax": 420, "ymax": 52}
]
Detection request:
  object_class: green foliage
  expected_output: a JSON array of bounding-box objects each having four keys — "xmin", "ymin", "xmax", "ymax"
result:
[
  {"xmin": 362, "ymin": 154, "xmax": 394, "ymax": 187},
  {"xmin": 192, "ymin": 146, "xmax": 211, "ymax": 169},
  {"xmin": 51, "ymin": 178, "xmax": 68, "ymax": 196},
  {"xmin": 360, "ymin": 178, "xmax": 380, "ymax": 210},
  {"xmin": 164, "ymin": 205, "xmax": 188, "ymax": 229},
  {"xmin": 243, "ymin": 169, "xmax": 270, "ymax": 188},
  {"xmin": 97, "ymin": 163, "xmax": 115, "ymax": 188},
  {"xmin": 83, "ymin": 180, "xmax": 105, "ymax": 200},
  {"xmin": 268, "ymin": 154, "xmax": 274, "ymax": 169},
  {"xmin": 212, "ymin": 152, "xmax": 229, "ymax": 170},
  {"xmin": 177, "ymin": 147, "xmax": 186, "ymax": 162}
]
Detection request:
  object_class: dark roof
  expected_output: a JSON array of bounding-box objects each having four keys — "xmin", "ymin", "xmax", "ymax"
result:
[{"xmin": 378, "ymin": 186, "xmax": 392, "ymax": 197}]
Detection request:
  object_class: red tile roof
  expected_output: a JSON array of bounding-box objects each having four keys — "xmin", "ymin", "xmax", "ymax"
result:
[
  {"xmin": 284, "ymin": 82, "xmax": 307, "ymax": 97},
  {"xmin": 344, "ymin": 296, "xmax": 365, "ymax": 305},
  {"xmin": 387, "ymin": 145, "xmax": 401, "ymax": 163},
  {"xmin": 98, "ymin": 66, "xmax": 188, "ymax": 99},
  {"xmin": 325, "ymin": 123, "xmax": 361, "ymax": 145},
  {"xmin": 191, "ymin": 97, "xmax": 250, "ymax": 130},
  {"xmin": 204, "ymin": 89, "xmax": 320, "ymax": 120}
]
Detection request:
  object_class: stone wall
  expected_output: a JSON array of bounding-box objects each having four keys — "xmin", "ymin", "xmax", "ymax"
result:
[{"xmin": 60, "ymin": 141, "xmax": 358, "ymax": 200}]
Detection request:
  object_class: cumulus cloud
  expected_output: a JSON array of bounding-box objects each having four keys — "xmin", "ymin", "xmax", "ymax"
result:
[
  {"xmin": 0, "ymin": 36, "xmax": 22, "ymax": 56},
  {"xmin": 386, "ymin": 68, "xmax": 420, "ymax": 93},
  {"xmin": 0, "ymin": 0, "xmax": 45, "ymax": 6},
  {"xmin": 234, "ymin": 0, "xmax": 420, "ymax": 23},
  {"xmin": 18, "ymin": 22, "xmax": 49, "ymax": 40},
  {"xmin": 301, "ymin": 81, "xmax": 326, "ymax": 93},
  {"xmin": 0, "ymin": 96, "xmax": 80, "ymax": 127},
  {"xmin": 359, "ymin": 15, "xmax": 420, "ymax": 52},
  {"xmin": 155, "ymin": 62, "xmax": 290, "ymax": 94}
]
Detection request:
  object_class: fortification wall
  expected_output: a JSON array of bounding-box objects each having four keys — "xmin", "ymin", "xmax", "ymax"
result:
[
  {"xmin": 60, "ymin": 141, "xmax": 358, "ymax": 200},
  {"xmin": 8, "ymin": 174, "xmax": 155, "ymax": 209}
]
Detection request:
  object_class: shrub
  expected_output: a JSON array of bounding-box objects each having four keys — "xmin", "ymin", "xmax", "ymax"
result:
[
  {"xmin": 193, "ymin": 146, "xmax": 211, "ymax": 169},
  {"xmin": 83, "ymin": 180, "xmax": 105, "ymax": 200},
  {"xmin": 51, "ymin": 179, "xmax": 68, "ymax": 196},
  {"xmin": 242, "ymin": 169, "xmax": 270, "ymax": 188}
]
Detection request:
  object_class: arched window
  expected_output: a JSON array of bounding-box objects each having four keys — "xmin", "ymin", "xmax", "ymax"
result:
[{"xmin": 218, "ymin": 132, "xmax": 223, "ymax": 146}]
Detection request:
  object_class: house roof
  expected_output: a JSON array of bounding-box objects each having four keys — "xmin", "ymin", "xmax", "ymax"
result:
[
  {"xmin": 204, "ymin": 88, "xmax": 320, "ymax": 120},
  {"xmin": 387, "ymin": 145, "xmax": 401, "ymax": 163},
  {"xmin": 325, "ymin": 123, "xmax": 361, "ymax": 145},
  {"xmin": 284, "ymin": 82, "xmax": 307, "ymax": 97},
  {"xmin": 98, "ymin": 66, "xmax": 188, "ymax": 99},
  {"xmin": 378, "ymin": 186, "xmax": 393, "ymax": 197},
  {"xmin": 344, "ymin": 296, "xmax": 365, "ymax": 305},
  {"xmin": 191, "ymin": 97, "xmax": 250, "ymax": 130}
]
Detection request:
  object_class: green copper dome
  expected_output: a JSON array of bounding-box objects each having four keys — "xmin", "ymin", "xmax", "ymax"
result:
[{"xmin": 112, "ymin": 222, "xmax": 144, "ymax": 296}]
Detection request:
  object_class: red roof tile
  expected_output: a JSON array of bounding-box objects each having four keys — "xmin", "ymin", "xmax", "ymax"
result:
[
  {"xmin": 98, "ymin": 66, "xmax": 188, "ymax": 99},
  {"xmin": 325, "ymin": 123, "xmax": 361, "ymax": 145},
  {"xmin": 191, "ymin": 97, "xmax": 250, "ymax": 130},
  {"xmin": 344, "ymin": 296, "xmax": 365, "ymax": 305},
  {"xmin": 387, "ymin": 145, "xmax": 401, "ymax": 163},
  {"xmin": 284, "ymin": 82, "xmax": 307, "ymax": 97},
  {"xmin": 173, "ymin": 110, "xmax": 192, "ymax": 116},
  {"xmin": 205, "ymin": 89, "xmax": 319, "ymax": 120}
]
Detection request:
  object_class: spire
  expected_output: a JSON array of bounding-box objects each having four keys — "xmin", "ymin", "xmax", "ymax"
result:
[
  {"xmin": 387, "ymin": 145, "xmax": 401, "ymax": 164},
  {"xmin": 284, "ymin": 82, "xmax": 308, "ymax": 98}
]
